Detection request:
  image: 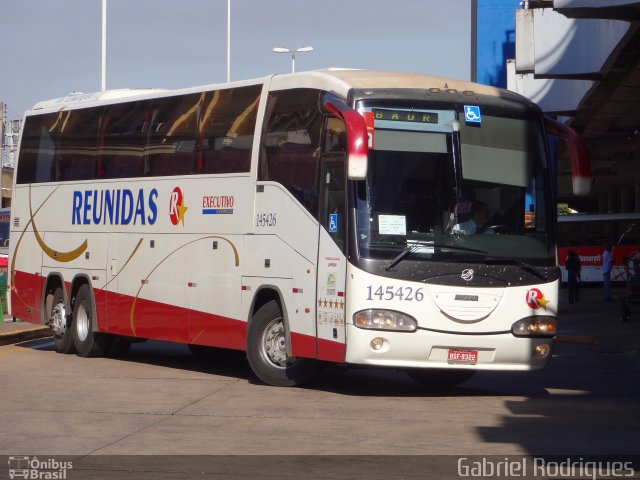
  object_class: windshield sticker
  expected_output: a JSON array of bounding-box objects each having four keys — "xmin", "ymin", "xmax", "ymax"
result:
[
  {"xmin": 378, "ymin": 215, "xmax": 407, "ymax": 236},
  {"xmin": 464, "ymin": 105, "xmax": 482, "ymax": 124},
  {"xmin": 329, "ymin": 213, "xmax": 338, "ymax": 233}
]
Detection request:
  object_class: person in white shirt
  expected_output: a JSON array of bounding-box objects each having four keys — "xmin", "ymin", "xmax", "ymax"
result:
[
  {"xmin": 602, "ymin": 242, "xmax": 614, "ymax": 301},
  {"xmin": 452, "ymin": 201, "xmax": 490, "ymax": 235}
]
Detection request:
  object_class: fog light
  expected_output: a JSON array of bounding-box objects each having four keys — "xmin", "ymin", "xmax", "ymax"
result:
[
  {"xmin": 534, "ymin": 343, "xmax": 550, "ymax": 358},
  {"xmin": 371, "ymin": 337, "xmax": 384, "ymax": 350}
]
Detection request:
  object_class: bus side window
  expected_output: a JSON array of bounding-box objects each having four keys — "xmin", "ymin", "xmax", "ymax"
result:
[
  {"xmin": 145, "ymin": 94, "xmax": 200, "ymax": 177},
  {"xmin": 16, "ymin": 113, "xmax": 59, "ymax": 184},
  {"xmin": 323, "ymin": 117, "xmax": 346, "ymax": 153},
  {"xmin": 321, "ymin": 162, "xmax": 346, "ymax": 252},
  {"xmin": 56, "ymin": 108, "xmax": 100, "ymax": 181},
  {"xmin": 99, "ymin": 101, "xmax": 148, "ymax": 179},
  {"xmin": 259, "ymin": 89, "xmax": 323, "ymax": 217},
  {"xmin": 197, "ymin": 86, "xmax": 261, "ymax": 175}
]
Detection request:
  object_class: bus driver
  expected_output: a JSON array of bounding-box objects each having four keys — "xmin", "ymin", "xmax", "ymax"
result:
[{"xmin": 452, "ymin": 201, "xmax": 490, "ymax": 235}]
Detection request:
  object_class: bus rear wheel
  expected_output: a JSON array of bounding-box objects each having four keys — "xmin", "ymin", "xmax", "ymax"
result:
[
  {"xmin": 72, "ymin": 284, "xmax": 108, "ymax": 357},
  {"xmin": 246, "ymin": 300, "xmax": 316, "ymax": 387},
  {"xmin": 406, "ymin": 368, "xmax": 475, "ymax": 388},
  {"xmin": 47, "ymin": 287, "xmax": 75, "ymax": 354}
]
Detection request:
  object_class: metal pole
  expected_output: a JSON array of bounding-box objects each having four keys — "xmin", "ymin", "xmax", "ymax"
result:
[
  {"xmin": 102, "ymin": 0, "xmax": 107, "ymax": 91},
  {"xmin": 470, "ymin": 0, "xmax": 477, "ymax": 82},
  {"xmin": 291, "ymin": 52, "xmax": 295, "ymax": 73},
  {"xmin": 227, "ymin": 0, "xmax": 231, "ymax": 82}
]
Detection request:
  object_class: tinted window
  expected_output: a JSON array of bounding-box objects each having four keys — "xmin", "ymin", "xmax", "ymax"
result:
[
  {"xmin": 99, "ymin": 101, "xmax": 149, "ymax": 179},
  {"xmin": 259, "ymin": 89, "xmax": 323, "ymax": 216},
  {"xmin": 558, "ymin": 220, "xmax": 584, "ymax": 246},
  {"xmin": 145, "ymin": 94, "xmax": 200, "ymax": 177},
  {"xmin": 17, "ymin": 113, "xmax": 59, "ymax": 184},
  {"xmin": 56, "ymin": 108, "xmax": 101, "ymax": 181},
  {"xmin": 197, "ymin": 86, "xmax": 260, "ymax": 174},
  {"xmin": 585, "ymin": 220, "xmax": 612, "ymax": 246},
  {"xmin": 323, "ymin": 117, "xmax": 346, "ymax": 154}
]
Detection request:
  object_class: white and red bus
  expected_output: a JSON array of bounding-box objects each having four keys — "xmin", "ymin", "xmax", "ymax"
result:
[
  {"xmin": 9, "ymin": 69, "xmax": 588, "ymax": 386},
  {"xmin": 558, "ymin": 213, "xmax": 640, "ymax": 283}
]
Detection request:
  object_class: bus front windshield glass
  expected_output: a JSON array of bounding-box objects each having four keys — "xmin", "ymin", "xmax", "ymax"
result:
[{"xmin": 355, "ymin": 107, "xmax": 554, "ymax": 267}]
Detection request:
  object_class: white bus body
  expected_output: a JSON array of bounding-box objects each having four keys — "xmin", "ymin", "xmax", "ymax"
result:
[{"xmin": 9, "ymin": 69, "xmax": 559, "ymax": 386}]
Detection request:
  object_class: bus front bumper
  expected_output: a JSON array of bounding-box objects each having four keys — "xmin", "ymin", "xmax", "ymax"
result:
[{"xmin": 345, "ymin": 325, "xmax": 553, "ymax": 371}]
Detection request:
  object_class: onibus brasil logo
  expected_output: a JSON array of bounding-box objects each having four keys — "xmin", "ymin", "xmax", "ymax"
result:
[{"xmin": 8, "ymin": 456, "xmax": 72, "ymax": 479}]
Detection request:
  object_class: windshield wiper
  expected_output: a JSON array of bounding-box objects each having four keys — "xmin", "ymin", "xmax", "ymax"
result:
[
  {"xmin": 384, "ymin": 241, "xmax": 487, "ymax": 271},
  {"xmin": 485, "ymin": 257, "xmax": 547, "ymax": 281}
]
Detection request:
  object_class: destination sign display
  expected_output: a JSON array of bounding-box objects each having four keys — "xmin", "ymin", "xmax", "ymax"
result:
[{"xmin": 372, "ymin": 109, "xmax": 439, "ymax": 124}]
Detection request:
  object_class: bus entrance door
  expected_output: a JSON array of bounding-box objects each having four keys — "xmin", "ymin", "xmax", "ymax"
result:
[{"xmin": 316, "ymin": 160, "xmax": 347, "ymax": 362}]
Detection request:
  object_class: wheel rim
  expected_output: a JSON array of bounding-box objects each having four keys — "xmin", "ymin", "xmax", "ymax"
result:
[
  {"xmin": 76, "ymin": 301, "xmax": 90, "ymax": 342},
  {"xmin": 51, "ymin": 302, "xmax": 67, "ymax": 338},
  {"xmin": 260, "ymin": 317, "xmax": 288, "ymax": 368}
]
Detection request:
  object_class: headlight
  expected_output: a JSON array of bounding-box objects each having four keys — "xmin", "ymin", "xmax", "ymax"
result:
[
  {"xmin": 512, "ymin": 316, "xmax": 556, "ymax": 337},
  {"xmin": 353, "ymin": 309, "xmax": 417, "ymax": 332}
]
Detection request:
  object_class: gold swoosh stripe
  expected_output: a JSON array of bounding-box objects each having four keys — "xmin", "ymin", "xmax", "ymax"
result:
[{"xmin": 28, "ymin": 184, "xmax": 88, "ymax": 263}]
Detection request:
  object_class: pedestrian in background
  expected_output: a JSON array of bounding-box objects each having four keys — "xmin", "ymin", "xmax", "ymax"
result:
[
  {"xmin": 565, "ymin": 250, "xmax": 581, "ymax": 304},
  {"xmin": 602, "ymin": 242, "xmax": 614, "ymax": 301}
]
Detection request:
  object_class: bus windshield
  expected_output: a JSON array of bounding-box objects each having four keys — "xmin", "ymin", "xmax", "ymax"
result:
[{"xmin": 355, "ymin": 106, "xmax": 555, "ymax": 267}]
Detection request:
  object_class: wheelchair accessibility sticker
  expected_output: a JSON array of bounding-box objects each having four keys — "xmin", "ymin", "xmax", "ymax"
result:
[
  {"xmin": 329, "ymin": 213, "xmax": 338, "ymax": 233},
  {"xmin": 464, "ymin": 105, "xmax": 482, "ymax": 124}
]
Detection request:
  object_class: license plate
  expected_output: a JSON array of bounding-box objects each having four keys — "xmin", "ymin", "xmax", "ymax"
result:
[{"xmin": 447, "ymin": 349, "xmax": 478, "ymax": 364}]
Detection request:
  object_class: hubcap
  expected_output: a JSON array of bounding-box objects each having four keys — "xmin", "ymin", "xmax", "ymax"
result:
[
  {"xmin": 261, "ymin": 318, "xmax": 288, "ymax": 368},
  {"xmin": 50, "ymin": 302, "xmax": 67, "ymax": 338},
  {"xmin": 76, "ymin": 302, "xmax": 90, "ymax": 342}
]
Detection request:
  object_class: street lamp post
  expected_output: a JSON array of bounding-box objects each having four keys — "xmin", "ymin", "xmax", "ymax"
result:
[
  {"xmin": 101, "ymin": 0, "xmax": 107, "ymax": 91},
  {"xmin": 273, "ymin": 46, "xmax": 314, "ymax": 73}
]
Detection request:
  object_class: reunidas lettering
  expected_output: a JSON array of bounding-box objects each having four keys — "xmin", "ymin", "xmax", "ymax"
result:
[{"xmin": 72, "ymin": 188, "xmax": 158, "ymax": 225}]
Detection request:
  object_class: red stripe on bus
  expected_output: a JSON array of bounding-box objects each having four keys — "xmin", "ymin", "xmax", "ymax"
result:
[
  {"xmin": 317, "ymin": 337, "xmax": 346, "ymax": 363},
  {"xmin": 290, "ymin": 331, "xmax": 316, "ymax": 358},
  {"xmin": 11, "ymin": 270, "xmax": 342, "ymax": 360}
]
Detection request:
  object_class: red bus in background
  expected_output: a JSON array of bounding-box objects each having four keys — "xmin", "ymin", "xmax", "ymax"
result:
[{"xmin": 557, "ymin": 213, "xmax": 640, "ymax": 283}]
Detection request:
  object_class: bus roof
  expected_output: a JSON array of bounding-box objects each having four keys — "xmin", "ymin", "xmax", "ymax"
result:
[
  {"xmin": 28, "ymin": 68, "xmax": 517, "ymax": 114},
  {"xmin": 270, "ymin": 68, "xmax": 506, "ymax": 98},
  {"xmin": 31, "ymin": 88, "xmax": 168, "ymax": 111}
]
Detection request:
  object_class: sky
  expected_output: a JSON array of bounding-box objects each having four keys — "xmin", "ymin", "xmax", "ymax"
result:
[{"xmin": 0, "ymin": 0, "xmax": 472, "ymax": 120}]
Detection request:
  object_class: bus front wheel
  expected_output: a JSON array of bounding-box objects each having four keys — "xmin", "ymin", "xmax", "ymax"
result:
[
  {"xmin": 72, "ymin": 284, "xmax": 108, "ymax": 357},
  {"xmin": 246, "ymin": 300, "xmax": 316, "ymax": 387}
]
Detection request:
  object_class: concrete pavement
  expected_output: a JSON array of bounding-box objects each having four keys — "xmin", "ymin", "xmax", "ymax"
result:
[
  {"xmin": 0, "ymin": 316, "xmax": 50, "ymax": 346},
  {"xmin": 556, "ymin": 285, "xmax": 640, "ymax": 354}
]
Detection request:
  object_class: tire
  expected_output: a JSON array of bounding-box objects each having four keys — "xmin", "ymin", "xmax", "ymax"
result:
[
  {"xmin": 246, "ymin": 300, "xmax": 316, "ymax": 386},
  {"xmin": 47, "ymin": 286, "xmax": 75, "ymax": 354},
  {"xmin": 406, "ymin": 368, "xmax": 475, "ymax": 388},
  {"xmin": 72, "ymin": 284, "xmax": 108, "ymax": 357}
]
